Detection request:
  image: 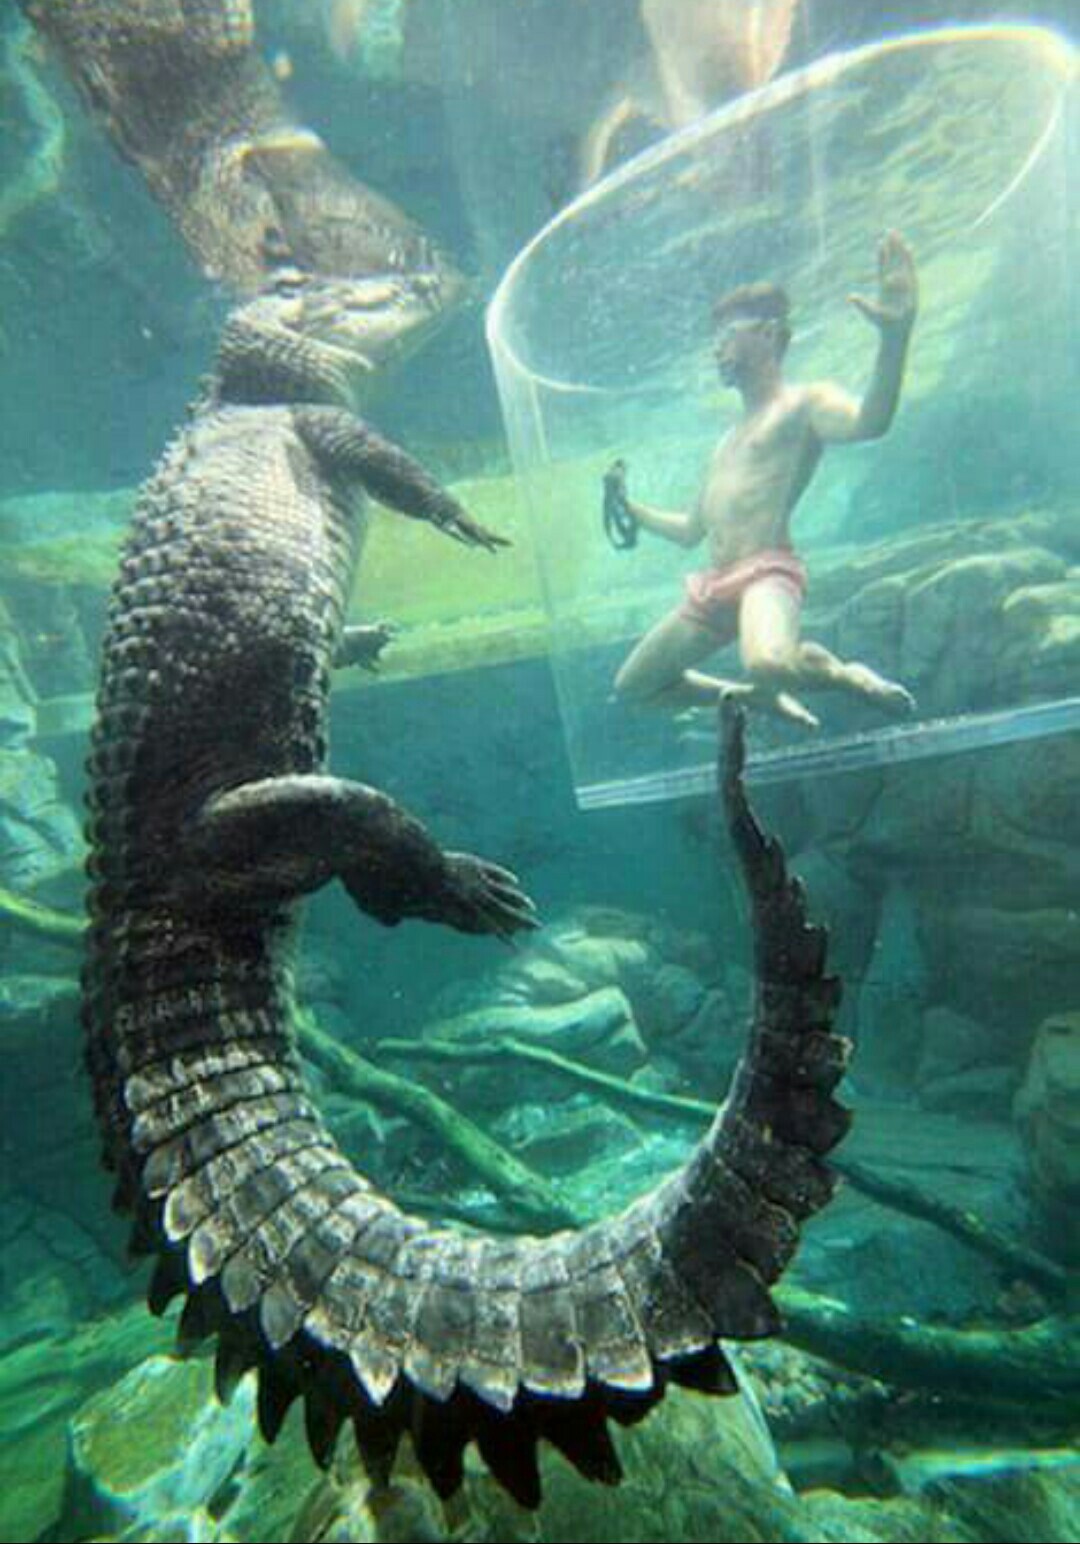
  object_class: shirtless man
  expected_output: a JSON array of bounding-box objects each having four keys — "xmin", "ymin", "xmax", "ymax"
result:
[{"xmin": 612, "ymin": 231, "xmax": 918, "ymax": 729}]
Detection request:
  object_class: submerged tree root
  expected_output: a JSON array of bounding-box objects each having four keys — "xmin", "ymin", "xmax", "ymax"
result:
[
  {"xmin": 778, "ymin": 1287, "xmax": 1080, "ymax": 1414},
  {"xmin": 297, "ymin": 1010, "xmax": 581, "ymax": 1233},
  {"xmin": 377, "ymin": 1033, "xmax": 1068, "ymax": 1301}
]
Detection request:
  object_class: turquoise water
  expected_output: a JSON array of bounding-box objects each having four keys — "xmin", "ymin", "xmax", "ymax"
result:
[{"xmin": 1, "ymin": 3, "xmax": 1078, "ymax": 1541}]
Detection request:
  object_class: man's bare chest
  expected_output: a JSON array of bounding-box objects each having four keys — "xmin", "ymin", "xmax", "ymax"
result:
[{"xmin": 704, "ymin": 400, "xmax": 816, "ymax": 503}]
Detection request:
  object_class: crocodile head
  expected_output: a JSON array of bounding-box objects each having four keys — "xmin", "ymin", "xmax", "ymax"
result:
[
  {"xmin": 244, "ymin": 140, "xmax": 469, "ymax": 374},
  {"xmin": 271, "ymin": 264, "xmax": 460, "ymax": 378},
  {"xmin": 215, "ymin": 260, "xmax": 467, "ymax": 405}
]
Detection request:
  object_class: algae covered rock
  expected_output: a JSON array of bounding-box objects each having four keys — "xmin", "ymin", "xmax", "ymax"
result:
[
  {"xmin": 0, "ymin": 1305, "xmax": 174, "ymax": 1543},
  {"xmin": 919, "ymin": 906, "xmax": 1080, "ymax": 1033},
  {"xmin": 1014, "ymin": 1011, "xmax": 1080, "ymax": 1264},
  {"xmin": 8, "ymin": 1301, "xmax": 1077, "ymax": 1544},
  {"xmin": 269, "ymin": 1377, "xmax": 788, "ymax": 1544},
  {"xmin": 63, "ymin": 1355, "xmax": 255, "ymax": 1541},
  {"xmin": 425, "ymin": 986, "xmax": 647, "ymax": 1109},
  {"xmin": 999, "ymin": 574, "xmax": 1080, "ymax": 699},
  {"xmin": 916, "ymin": 1006, "xmax": 1017, "ymax": 1115},
  {"xmin": 899, "ymin": 546, "xmax": 1065, "ymax": 710},
  {"xmin": 0, "ymin": 600, "xmax": 84, "ymax": 893},
  {"xmin": 540, "ymin": 920, "xmax": 658, "ymax": 1000},
  {"xmin": 494, "ymin": 1097, "xmax": 643, "ymax": 1179},
  {"xmin": 498, "ymin": 952, "xmax": 590, "ymax": 1006}
]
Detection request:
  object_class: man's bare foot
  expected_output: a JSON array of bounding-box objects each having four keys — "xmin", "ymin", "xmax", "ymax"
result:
[
  {"xmin": 771, "ymin": 690, "xmax": 821, "ymax": 730},
  {"xmin": 843, "ymin": 662, "xmax": 916, "ymax": 718}
]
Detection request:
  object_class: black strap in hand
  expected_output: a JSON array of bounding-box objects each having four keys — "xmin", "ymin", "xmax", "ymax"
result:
[{"xmin": 603, "ymin": 459, "xmax": 638, "ymax": 550}]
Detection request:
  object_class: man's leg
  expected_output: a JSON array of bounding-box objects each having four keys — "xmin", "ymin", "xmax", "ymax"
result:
[
  {"xmin": 614, "ymin": 605, "xmax": 739, "ymax": 709},
  {"xmin": 614, "ymin": 603, "xmax": 817, "ymax": 725},
  {"xmin": 740, "ymin": 579, "xmax": 915, "ymax": 717}
]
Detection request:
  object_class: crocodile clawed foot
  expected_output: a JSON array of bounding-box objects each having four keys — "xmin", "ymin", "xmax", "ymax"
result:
[{"xmin": 437, "ymin": 852, "xmax": 541, "ymax": 941}]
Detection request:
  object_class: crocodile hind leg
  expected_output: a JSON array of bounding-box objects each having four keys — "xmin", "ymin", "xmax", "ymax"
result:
[
  {"xmin": 178, "ymin": 774, "xmax": 538, "ymax": 940},
  {"xmin": 333, "ymin": 623, "xmax": 396, "ymax": 672}
]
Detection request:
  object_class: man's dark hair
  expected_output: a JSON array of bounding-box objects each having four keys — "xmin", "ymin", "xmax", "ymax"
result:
[{"xmin": 712, "ymin": 281, "xmax": 792, "ymax": 354}]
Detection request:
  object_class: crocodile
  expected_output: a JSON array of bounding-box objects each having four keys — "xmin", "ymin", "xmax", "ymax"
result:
[
  {"xmin": 19, "ymin": 0, "xmax": 463, "ymax": 367},
  {"xmin": 84, "ymin": 266, "xmax": 851, "ymax": 1507}
]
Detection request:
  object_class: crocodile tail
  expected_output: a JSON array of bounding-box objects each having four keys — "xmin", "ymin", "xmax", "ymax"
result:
[{"xmin": 120, "ymin": 705, "xmax": 848, "ymax": 1507}]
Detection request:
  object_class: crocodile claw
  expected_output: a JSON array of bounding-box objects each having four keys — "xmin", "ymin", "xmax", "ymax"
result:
[{"xmin": 438, "ymin": 852, "xmax": 541, "ymax": 939}]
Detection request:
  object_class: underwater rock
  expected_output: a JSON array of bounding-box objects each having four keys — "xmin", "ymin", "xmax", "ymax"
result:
[
  {"xmin": 0, "ymin": 1304, "xmax": 173, "ymax": 1542},
  {"xmin": 797, "ymin": 1484, "xmax": 1003, "ymax": 1543},
  {"xmin": 513, "ymin": 1377, "xmax": 787, "ymax": 1544},
  {"xmin": 0, "ymin": 745, "xmax": 84, "ymax": 892},
  {"xmin": 539, "ymin": 920, "xmax": 659, "ymax": 999},
  {"xmin": 632, "ymin": 961, "xmax": 707, "ymax": 1043},
  {"xmin": 919, "ymin": 905, "xmax": 1080, "ymax": 1035},
  {"xmin": 999, "ymin": 574, "xmax": 1080, "ymax": 699},
  {"xmin": 259, "ymin": 1374, "xmax": 784, "ymax": 1544},
  {"xmin": 0, "ymin": 1187, "xmax": 131, "ymax": 1355},
  {"xmin": 214, "ymin": 1428, "xmax": 345, "ymax": 1544},
  {"xmin": 47, "ymin": 1320, "xmax": 796, "ymax": 1544},
  {"xmin": 1014, "ymin": 1012, "xmax": 1080, "ymax": 1265},
  {"xmin": 739, "ymin": 1340, "xmax": 889, "ymax": 1457},
  {"xmin": 0, "ymin": 598, "xmax": 36, "ymax": 748},
  {"xmin": 833, "ymin": 573, "xmax": 907, "ymax": 688},
  {"xmin": 493, "ymin": 907, "xmax": 722, "ymax": 1061},
  {"xmin": 917, "ymin": 1007, "xmax": 1018, "ymax": 1114},
  {"xmin": 811, "ymin": 511, "xmax": 1066, "ymax": 607},
  {"xmin": 496, "ymin": 952, "xmax": 590, "ymax": 1007},
  {"xmin": 848, "ymin": 744, "xmax": 1080, "ymax": 917},
  {"xmin": 493, "ymin": 1098, "xmax": 643, "ymax": 1179},
  {"xmin": 0, "ymin": 488, "xmax": 130, "ymax": 587},
  {"xmin": 802, "ymin": 1100, "xmax": 1032, "ymax": 1323},
  {"xmin": 0, "ymin": 597, "xmax": 82, "ymax": 892},
  {"xmin": 899, "ymin": 547, "xmax": 1065, "ymax": 712},
  {"xmin": 917, "ymin": 1065, "xmax": 1019, "ymax": 1119},
  {"xmin": 662, "ymin": 987, "xmax": 744, "ymax": 1097},
  {"xmin": 879, "ymin": 1455, "xmax": 1080, "ymax": 1544},
  {"xmin": 852, "ymin": 883, "xmax": 927, "ymax": 1096},
  {"xmin": 424, "ymin": 985, "xmax": 647, "ymax": 1109},
  {"xmin": 10, "ymin": 1294, "xmax": 1079, "ymax": 1543},
  {"xmin": 63, "ymin": 1355, "xmax": 255, "ymax": 1542},
  {"xmin": 0, "ymin": 971, "xmax": 78, "ymax": 1038},
  {"xmin": 971, "ymin": 730, "xmax": 1080, "ymax": 853}
]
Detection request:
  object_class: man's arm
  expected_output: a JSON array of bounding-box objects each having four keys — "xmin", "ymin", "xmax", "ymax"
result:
[
  {"xmin": 625, "ymin": 494, "xmax": 706, "ymax": 548},
  {"xmin": 603, "ymin": 459, "xmax": 704, "ymax": 548},
  {"xmin": 808, "ymin": 231, "xmax": 918, "ymax": 446}
]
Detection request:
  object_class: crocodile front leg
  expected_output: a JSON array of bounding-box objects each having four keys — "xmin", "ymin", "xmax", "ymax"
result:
[
  {"xmin": 176, "ymin": 774, "xmax": 537, "ymax": 940},
  {"xmin": 293, "ymin": 406, "xmax": 509, "ymax": 551}
]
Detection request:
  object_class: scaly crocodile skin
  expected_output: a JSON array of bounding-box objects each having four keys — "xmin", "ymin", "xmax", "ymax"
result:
[{"xmin": 83, "ymin": 297, "xmax": 851, "ymax": 1507}]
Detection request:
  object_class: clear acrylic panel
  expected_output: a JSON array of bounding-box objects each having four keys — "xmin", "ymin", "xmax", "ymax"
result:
[{"xmin": 487, "ymin": 26, "xmax": 1079, "ymax": 806}]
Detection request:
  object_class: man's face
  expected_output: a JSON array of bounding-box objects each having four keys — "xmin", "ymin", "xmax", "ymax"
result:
[{"xmin": 714, "ymin": 316, "xmax": 776, "ymax": 385}]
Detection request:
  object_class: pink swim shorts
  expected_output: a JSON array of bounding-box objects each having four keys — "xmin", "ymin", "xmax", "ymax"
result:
[{"xmin": 680, "ymin": 550, "xmax": 807, "ymax": 639}]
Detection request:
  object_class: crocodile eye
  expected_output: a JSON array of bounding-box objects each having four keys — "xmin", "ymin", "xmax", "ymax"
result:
[{"xmin": 271, "ymin": 267, "xmax": 308, "ymax": 298}]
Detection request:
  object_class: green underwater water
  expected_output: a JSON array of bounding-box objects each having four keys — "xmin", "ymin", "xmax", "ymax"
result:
[{"xmin": 1, "ymin": 2, "xmax": 1079, "ymax": 1540}]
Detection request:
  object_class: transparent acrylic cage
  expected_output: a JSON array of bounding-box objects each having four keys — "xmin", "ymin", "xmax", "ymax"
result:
[{"xmin": 486, "ymin": 26, "xmax": 1079, "ymax": 807}]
